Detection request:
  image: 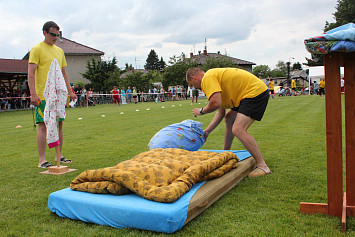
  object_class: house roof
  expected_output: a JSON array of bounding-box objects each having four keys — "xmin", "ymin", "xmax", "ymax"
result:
[
  {"xmin": 120, "ymin": 69, "xmax": 149, "ymax": 78},
  {"xmin": 55, "ymin": 37, "xmax": 105, "ymax": 56},
  {"xmin": 0, "ymin": 58, "xmax": 28, "ymax": 74},
  {"xmin": 291, "ymin": 69, "xmax": 308, "ymax": 79},
  {"xmin": 189, "ymin": 51, "xmax": 255, "ymax": 65},
  {"xmin": 23, "ymin": 36, "xmax": 105, "ymax": 59}
]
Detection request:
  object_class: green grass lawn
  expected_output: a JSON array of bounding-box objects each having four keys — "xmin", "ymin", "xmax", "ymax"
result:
[{"xmin": 1, "ymin": 95, "xmax": 354, "ymax": 236}]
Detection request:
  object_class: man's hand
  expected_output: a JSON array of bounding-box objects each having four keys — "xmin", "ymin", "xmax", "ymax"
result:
[
  {"xmin": 69, "ymin": 91, "xmax": 77, "ymax": 101},
  {"xmin": 192, "ymin": 108, "xmax": 201, "ymax": 117},
  {"xmin": 204, "ymin": 130, "xmax": 210, "ymax": 141},
  {"xmin": 30, "ymin": 94, "xmax": 42, "ymax": 107}
]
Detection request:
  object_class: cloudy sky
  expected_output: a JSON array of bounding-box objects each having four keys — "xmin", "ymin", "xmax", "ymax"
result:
[{"xmin": 0, "ymin": 0, "xmax": 338, "ymax": 69}]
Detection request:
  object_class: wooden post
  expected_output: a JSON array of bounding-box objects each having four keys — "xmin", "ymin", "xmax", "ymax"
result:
[
  {"xmin": 300, "ymin": 52, "xmax": 355, "ymax": 231},
  {"xmin": 324, "ymin": 52, "xmax": 343, "ymax": 217},
  {"xmin": 345, "ymin": 52, "xmax": 355, "ymax": 207}
]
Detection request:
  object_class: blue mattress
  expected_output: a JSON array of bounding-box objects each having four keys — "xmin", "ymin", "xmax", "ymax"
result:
[{"xmin": 48, "ymin": 150, "xmax": 251, "ymax": 233}]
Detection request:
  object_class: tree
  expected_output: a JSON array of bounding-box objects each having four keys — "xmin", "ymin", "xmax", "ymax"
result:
[
  {"xmin": 158, "ymin": 57, "xmax": 166, "ymax": 70},
  {"xmin": 124, "ymin": 63, "xmax": 133, "ymax": 72},
  {"xmin": 305, "ymin": 0, "xmax": 354, "ymax": 66},
  {"xmin": 162, "ymin": 60, "xmax": 196, "ymax": 89},
  {"xmin": 252, "ymin": 65, "xmax": 271, "ymax": 79},
  {"xmin": 124, "ymin": 71, "xmax": 148, "ymax": 92},
  {"xmin": 168, "ymin": 53, "xmax": 185, "ymax": 66},
  {"xmin": 304, "ymin": 55, "xmax": 324, "ymax": 67},
  {"xmin": 324, "ymin": 0, "xmax": 355, "ymax": 31},
  {"xmin": 81, "ymin": 57, "xmax": 119, "ymax": 92},
  {"xmin": 145, "ymin": 49, "xmax": 160, "ymax": 70},
  {"xmin": 104, "ymin": 69, "xmax": 121, "ymax": 90},
  {"xmin": 292, "ymin": 62, "xmax": 303, "ymax": 71},
  {"xmin": 199, "ymin": 57, "xmax": 239, "ymax": 71}
]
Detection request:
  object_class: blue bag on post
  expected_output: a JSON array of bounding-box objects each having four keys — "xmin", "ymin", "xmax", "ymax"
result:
[{"xmin": 148, "ymin": 120, "xmax": 205, "ymax": 151}]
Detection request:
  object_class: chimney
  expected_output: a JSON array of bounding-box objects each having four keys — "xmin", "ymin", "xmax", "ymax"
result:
[
  {"xmin": 190, "ymin": 52, "xmax": 193, "ymax": 58},
  {"xmin": 59, "ymin": 31, "xmax": 62, "ymax": 39},
  {"xmin": 203, "ymin": 49, "xmax": 207, "ymax": 55},
  {"xmin": 132, "ymin": 67, "xmax": 134, "ymax": 72}
]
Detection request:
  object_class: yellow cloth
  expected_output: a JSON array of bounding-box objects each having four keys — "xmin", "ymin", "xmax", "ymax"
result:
[
  {"xmin": 70, "ymin": 148, "xmax": 239, "ymax": 203},
  {"xmin": 201, "ymin": 68, "xmax": 267, "ymax": 109},
  {"xmin": 319, "ymin": 80, "xmax": 325, "ymax": 88},
  {"xmin": 29, "ymin": 41, "xmax": 67, "ymax": 100}
]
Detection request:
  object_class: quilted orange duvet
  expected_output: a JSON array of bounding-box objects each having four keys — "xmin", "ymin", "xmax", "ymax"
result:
[{"xmin": 70, "ymin": 148, "xmax": 239, "ymax": 203}]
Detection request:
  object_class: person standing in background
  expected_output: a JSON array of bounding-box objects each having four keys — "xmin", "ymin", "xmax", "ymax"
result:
[{"xmin": 28, "ymin": 21, "xmax": 76, "ymax": 168}]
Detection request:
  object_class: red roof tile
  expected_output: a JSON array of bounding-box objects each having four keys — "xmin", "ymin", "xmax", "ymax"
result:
[
  {"xmin": 0, "ymin": 58, "xmax": 28, "ymax": 74},
  {"xmin": 55, "ymin": 37, "xmax": 105, "ymax": 55},
  {"xmin": 23, "ymin": 37, "xmax": 105, "ymax": 59}
]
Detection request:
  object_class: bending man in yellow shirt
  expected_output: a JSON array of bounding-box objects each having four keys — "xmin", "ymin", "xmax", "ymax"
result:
[{"xmin": 186, "ymin": 67, "xmax": 271, "ymax": 177}]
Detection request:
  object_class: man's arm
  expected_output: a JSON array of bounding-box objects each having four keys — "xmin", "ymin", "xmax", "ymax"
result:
[
  {"xmin": 192, "ymin": 92, "xmax": 222, "ymax": 116},
  {"xmin": 192, "ymin": 92, "xmax": 223, "ymax": 140},
  {"xmin": 62, "ymin": 67, "xmax": 77, "ymax": 101},
  {"xmin": 28, "ymin": 63, "xmax": 41, "ymax": 106},
  {"xmin": 204, "ymin": 107, "xmax": 225, "ymax": 140}
]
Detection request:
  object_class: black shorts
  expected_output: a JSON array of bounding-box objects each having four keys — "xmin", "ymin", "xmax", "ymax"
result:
[
  {"xmin": 319, "ymin": 88, "xmax": 325, "ymax": 95},
  {"xmin": 231, "ymin": 90, "xmax": 269, "ymax": 121}
]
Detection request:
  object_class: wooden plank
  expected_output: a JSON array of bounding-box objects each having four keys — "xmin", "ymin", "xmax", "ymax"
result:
[
  {"xmin": 344, "ymin": 52, "xmax": 355, "ymax": 206},
  {"xmin": 185, "ymin": 157, "xmax": 255, "ymax": 225},
  {"xmin": 324, "ymin": 53, "xmax": 343, "ymax": 217},
  {"xmin": 300, "ymin": 202, "xmax": 328, "ymax": 215},
  {"xmin": 347, "ymin": 206, "xmax": 355, "ymax": 216}
]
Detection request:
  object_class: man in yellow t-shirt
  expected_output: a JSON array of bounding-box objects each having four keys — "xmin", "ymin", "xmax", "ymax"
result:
[
  {"xmin": 186, "ymin": 67, "xmax": 271, "ymax": 177},
  {"xmin": 28, "ymin": 21, "xmax": 76, "ymax": 168},
  {"xmin": 268, "ymin": 79, "xmax": 275, "ymax": 99},
  {"xmin": 291, "ymin": 79, "xmax": 296, "ymax": 97},
  {"xmin": 318, "ymin": 79, "xmax": 325, "ymax": 98}
]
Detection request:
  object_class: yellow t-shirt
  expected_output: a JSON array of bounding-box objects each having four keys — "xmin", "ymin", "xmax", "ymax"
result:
[
  {"xmin": 291, "ymin": 79, "xmax": 296, "ymax": 88},
  {"xmin": 201, "ymin": 68, "xmax": 268, "ymax": 109},
  {"xmin": 269, "ymin": 81, "xmax": 274, "ymax": 90},
  {"xmin": 29, "ymin": 41, "xmax": 67, "ymax": 100},
  {"xmin": 319, "ymin": 80, "xmax": 325, "ymax": 88}
]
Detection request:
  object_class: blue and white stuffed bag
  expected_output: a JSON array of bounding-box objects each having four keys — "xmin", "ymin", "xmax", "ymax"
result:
[{"xmin": 148, "ymin": 119, "xmax": 205, "ymax": 151}]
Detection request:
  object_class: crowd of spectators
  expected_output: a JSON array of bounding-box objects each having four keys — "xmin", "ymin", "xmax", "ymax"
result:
[
  {"xmin": 0, "ymin": 89, "xmax": 30, "ymax": 111},
  {"xmin": 1, "ymin": 85, "xmax": 201, "ymax": 111}
]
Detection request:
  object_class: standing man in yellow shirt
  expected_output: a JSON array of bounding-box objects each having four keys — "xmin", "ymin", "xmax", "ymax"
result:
[
  {"xmin": 318, "ymin": 79, "xmax": 325, "ymax": 98},
  {"xmin": 186, "ymin": 67, "xmax": 271, "ymax": 177},
  {"xmin": 28, "ymin": 21, "xmax": 76, "ymax": 168},
  {"xmin": 291, "ymin": 79, "xmax": 296, "ymax": 97},
  {"xmin": 268, "ymin": 79, "xmax": 275, "ymax": 99}
]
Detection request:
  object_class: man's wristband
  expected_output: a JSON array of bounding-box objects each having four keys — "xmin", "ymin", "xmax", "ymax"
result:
[{"xmin": 199, "ymin": 108, "xmax": 204, "ymax": 115}]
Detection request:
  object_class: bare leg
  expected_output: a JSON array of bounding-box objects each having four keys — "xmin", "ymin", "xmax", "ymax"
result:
[
  {"xmin": 37, "ymin": 122, "xmax": 47, "ymax": 165},
  {"xmin": 223, "ymin": 110, "xmax": 237, "ymax": 150},
  {"xmin": 232, "ymin": 113, "xmax": 270, "ymax": 173}
]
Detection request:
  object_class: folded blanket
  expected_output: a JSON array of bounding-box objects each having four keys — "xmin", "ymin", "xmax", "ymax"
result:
[
  {"xmin": 304, "ymin": 23, "xmax": 355, "ymax": 55},
  {"xmin": 70, "ymin": 148, "xmax": 239, "ymax": 203}
]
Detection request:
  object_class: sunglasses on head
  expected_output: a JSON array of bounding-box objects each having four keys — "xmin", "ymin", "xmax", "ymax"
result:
[{"xmin": 48, "ymin": 32, "xmax": 60, "ymax": 37}]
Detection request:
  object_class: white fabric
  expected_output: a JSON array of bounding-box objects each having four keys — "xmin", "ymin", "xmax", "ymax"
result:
[{"xmin": 43, "ymin": 59, "xmax": 68, "ymax": 147}]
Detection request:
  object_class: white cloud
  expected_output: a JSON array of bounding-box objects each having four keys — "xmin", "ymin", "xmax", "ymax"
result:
[{"xmin": 0, "ymin": 0, "xmax": 338, "ymax": 68}]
